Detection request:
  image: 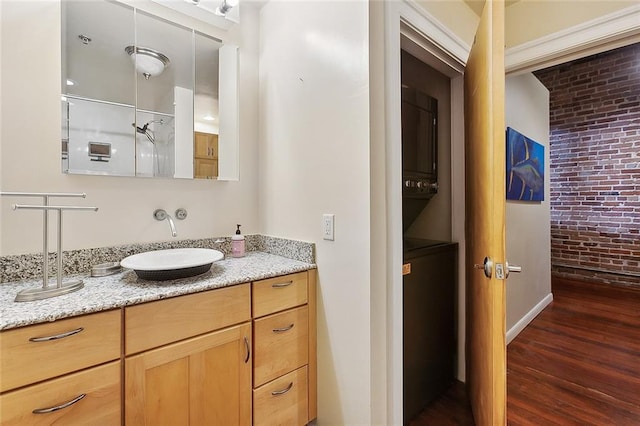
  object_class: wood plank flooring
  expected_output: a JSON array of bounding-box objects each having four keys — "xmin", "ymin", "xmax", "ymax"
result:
[{"xmin": 410, "ymin": 277, "xmax": 640, "ymax": 425}]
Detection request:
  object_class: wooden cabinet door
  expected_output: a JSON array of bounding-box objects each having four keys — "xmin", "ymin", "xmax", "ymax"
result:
[
  {"xmin": 194, "ymin": 158, "xmax": 218, "ymax": 179},
  {"xmin": 125, "ymin": 323, "xmax": 252, "ymax": 426},
  {"xmin": 194, "ymin": 132, "xmax": 218, "ymax": 158}
]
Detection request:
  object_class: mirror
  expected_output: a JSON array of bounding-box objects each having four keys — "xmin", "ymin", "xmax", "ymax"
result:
[{"xmin": 61, "ymin": 0, "xmax": 239, "ymax": 180}]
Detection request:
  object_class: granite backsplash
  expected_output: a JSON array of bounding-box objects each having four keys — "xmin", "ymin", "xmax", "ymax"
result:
[{"xmin": 0, "ymin": 235, "xmax": 315, "ymax": 284}]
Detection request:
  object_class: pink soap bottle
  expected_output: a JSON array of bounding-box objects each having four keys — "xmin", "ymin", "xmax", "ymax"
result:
[{"xmin": 231, "ymin": 224, "xmax": 245, "ymax": 258}]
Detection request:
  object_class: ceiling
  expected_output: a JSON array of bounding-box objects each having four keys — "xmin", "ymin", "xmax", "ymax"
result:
[{"xmin": 464, "ymin": 0, "xmax": 521, "ymax": 16}]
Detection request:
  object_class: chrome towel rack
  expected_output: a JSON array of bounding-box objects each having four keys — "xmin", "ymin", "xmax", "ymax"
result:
[{"xmin": 1, "ymin": 192, "xmax": 98, "ymax": 302}]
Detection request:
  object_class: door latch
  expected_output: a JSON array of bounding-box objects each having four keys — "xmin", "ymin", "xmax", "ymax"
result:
[
  {"xmin": 473, "ymin": 257, "xmax": 493, "ymax": 278},
  {"xmin": 495, "ymin": 261, "xmax": 523, "ymax": 279}
]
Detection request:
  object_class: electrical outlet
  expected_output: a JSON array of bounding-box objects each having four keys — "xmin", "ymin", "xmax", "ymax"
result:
[{"xmin": 322, "ymin": 214, "xmax": 335, "ymax": 241}]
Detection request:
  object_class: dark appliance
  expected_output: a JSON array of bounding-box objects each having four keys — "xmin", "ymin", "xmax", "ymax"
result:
[
  {"xmin": 401, "ymin": 86, "xmax": 438, "ymax": 232},
  {"xmin": 403, "ymin": 238, "xmax": 457, "ymax": 424}
]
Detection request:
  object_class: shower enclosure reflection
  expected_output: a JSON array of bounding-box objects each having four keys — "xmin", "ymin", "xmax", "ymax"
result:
[
  {"xmin": 61, "ymin": 0, "xmax": 238, "ymax": 180},
  {"xmin": 134, "ymin": 115, "xmax": 175, "ymax": 178}
]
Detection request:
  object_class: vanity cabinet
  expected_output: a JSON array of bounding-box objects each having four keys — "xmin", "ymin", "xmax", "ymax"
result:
[
  {"xmin": 124, "ymin": 283, "xmax": 252, "ymax": 425},
  {"xmin": 0, "ymin": 310, "xmax": 121, "ymax": 424},
  {"xmin": 0, "ymin": 269, "xmax": 316, "ymax": 426},
  {"xmin": 194, "ymin": 132, "xmax": 219, "ymax": 179},
  {"xmin": 252, "ymin": 271, "xmax": 317, "ymax": 425}
]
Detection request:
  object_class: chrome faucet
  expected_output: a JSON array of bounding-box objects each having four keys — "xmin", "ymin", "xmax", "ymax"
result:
[{"xmin": 153, "ymin": 209, "xmax": 177, "ymax": 237}]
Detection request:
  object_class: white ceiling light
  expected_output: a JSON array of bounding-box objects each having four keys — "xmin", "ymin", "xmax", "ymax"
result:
[
  {"xmin": 203, "ymin": 115, "xmax": 216, "ymax": 121},
  {"xmin": 125, "ymin": 46, "xmax": 170, "ymax": 80},
  {"xmin": 149, "ymin": 0, "xmax": 239, "ymax": 29},
  {"xmin": 215, "ymin": 0, "xmax": 238, "ymax": 16}
]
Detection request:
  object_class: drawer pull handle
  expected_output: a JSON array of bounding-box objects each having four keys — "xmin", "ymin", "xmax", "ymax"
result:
[
  {"xmin": 32, "ymin": 393, "xmax": 86, "ymax": 414},
  {"xmin": 272, "ymin": 324, "xmax": 294, "ymax": 333},
  {"xmin": 271, "ymin": 382, "xmax": 293, "ymax": 396},
  {"xmin": 271, "ymin": 281, "xmax": 293, "ymax": 289},
  {"xmin": 244, "ymin": 336, "xmax": 250, "ymax": 363},
  {"xmin": 29, "ymin": 327, "xmax": 84, "ymax": 342}
]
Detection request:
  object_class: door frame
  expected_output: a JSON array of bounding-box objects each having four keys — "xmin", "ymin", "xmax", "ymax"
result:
[{"xmin": 382, "ymin": 2, "xmax": 469, "ymax": 424}]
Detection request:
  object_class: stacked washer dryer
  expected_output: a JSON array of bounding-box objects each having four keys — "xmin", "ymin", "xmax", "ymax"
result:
[{"xmin": 401, "ymin": 85, "xmax": 457, "ymax": 423}]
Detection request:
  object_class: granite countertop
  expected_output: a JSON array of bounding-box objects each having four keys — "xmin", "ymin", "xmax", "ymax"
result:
[{"xmin": 0, "ymin": 251, "xmax": 316, "ymax": 331}]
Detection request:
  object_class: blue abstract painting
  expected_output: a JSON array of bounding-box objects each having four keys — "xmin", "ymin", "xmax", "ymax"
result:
[{"xmin": 506, "ymin": 127, "xmax": 544, "ymax": 201}]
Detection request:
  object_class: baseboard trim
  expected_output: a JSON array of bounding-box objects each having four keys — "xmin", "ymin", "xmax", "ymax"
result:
[{"xmin": 507, "ymin": 293, "xmax": 554, "ymax": 344}]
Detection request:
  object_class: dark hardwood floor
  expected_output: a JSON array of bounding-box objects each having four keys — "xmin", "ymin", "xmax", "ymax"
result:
[{"xmin": 409, "ymin": 277, "xmax": 640, "ymax": 425}]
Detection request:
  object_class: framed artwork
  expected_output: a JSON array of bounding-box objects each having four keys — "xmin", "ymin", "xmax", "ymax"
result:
[{"xmin": 506, "ymin": 127, "xmax": 544, "ymax": 201}]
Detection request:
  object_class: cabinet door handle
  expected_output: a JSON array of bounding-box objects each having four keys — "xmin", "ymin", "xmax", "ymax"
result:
[
  {"xmin": 29, "ymin": 327, "xmax": 84, "ymax": 342},
  {"xmin": 271, "ymin": 382, "xmax": 293, "ymax": 396},
  {"xmin": 244, "ymin": 336, "xmax": 250, "ymax": 363},
  {"xmin": 272, "ymin": 324, "xmax": 294, "ymax": 333},
  {"xmin": 271, "ymin": 281, "xmax": 293, "ymax": 289},
  {"xmin": 32, "ymin": 393, "xmax": 86, "ymax": 414}
]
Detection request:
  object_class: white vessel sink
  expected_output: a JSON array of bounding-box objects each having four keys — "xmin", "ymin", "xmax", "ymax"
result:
[{"xmin": 120, "ymin": 248, "xmax": 224, "ymax": 281}]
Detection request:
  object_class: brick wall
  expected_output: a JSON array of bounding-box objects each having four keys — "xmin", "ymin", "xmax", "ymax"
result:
[{"xmin": 534, "ymin": 43, "xmax": 640, "ymax": 287}]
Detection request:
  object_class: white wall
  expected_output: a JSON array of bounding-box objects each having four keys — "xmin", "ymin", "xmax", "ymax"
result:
[
  {"xmin": 505, "ymin": 73, "xmax": 553, "ymax": 340},
  {"xmin": 0, "ymin": 0, "xmax": 260, "ymax": 255},
  {"xmin": 258, "ymin": 1, "xmax": 372, "ymax": 424}
]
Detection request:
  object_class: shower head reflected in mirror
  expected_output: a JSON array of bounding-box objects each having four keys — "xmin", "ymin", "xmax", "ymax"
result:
[{"xmin": 132, "ymin": 119, "xmax": 164, "ymax": 143}]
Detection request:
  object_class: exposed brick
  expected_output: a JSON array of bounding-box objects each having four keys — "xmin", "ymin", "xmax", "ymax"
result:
[{"xmin": 535, "ymin": 43, "xmax": 640, "ymax": 286}]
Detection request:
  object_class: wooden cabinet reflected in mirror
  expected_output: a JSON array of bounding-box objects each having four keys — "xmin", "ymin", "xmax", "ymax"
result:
[{"xmin": 194, "ymin": 132, "xmax": 219, "ymax": 179}]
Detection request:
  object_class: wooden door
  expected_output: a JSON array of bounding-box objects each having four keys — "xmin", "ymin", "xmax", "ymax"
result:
[
  {"xmin": 464, "ymin": 0, "xmax": 506, "ymax": 425},
  {"xmin": 125, "ymin": 323, "xmax": 252, "ymax": 425}
]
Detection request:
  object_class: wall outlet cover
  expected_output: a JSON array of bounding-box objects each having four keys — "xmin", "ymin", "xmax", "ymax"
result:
[{"xmin": 322, "ymin": 214, "xmax": 335, "ymax": 241}]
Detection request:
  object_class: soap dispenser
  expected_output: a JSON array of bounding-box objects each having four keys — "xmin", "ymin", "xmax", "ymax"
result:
[{"xmin": 231, "ymin": 224, "xmax": 245, "ymax": 258}]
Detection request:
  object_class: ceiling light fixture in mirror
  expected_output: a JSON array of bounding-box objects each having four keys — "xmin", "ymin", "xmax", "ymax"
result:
[{"xmin": 125, "ymin": 46, "xmax": 171, "ymax": 80}]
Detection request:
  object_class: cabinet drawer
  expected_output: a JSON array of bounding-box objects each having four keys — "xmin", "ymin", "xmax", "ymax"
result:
[
  {"xmin": 253, "ymin": 366, "xmax": 308, "ymax": 426},
  {"xmin": 125, "ymin": 283, "xmax": 250, "ymax": 355},
  {"xmin": 0, "ymin": 309, "xmax": 121, "ymax": 392},
  {"xmin": 254, "ymin": 305, "xmax": 309, "ymax": 387},
  {"xmin": 0, "ymin": 361, "xmax": 121, "ymax": 425},
  {"xmin": 252, "ymin": 272, "xmax": 308, "ymax": 318}
]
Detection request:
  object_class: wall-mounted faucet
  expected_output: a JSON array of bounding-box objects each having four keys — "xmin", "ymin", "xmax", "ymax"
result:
[
  {"xmin": 153, "ymin": 208, "xmax": 187, "ymax": 237},
  {"xmin": 154, "ymin": 209, "xmax": 177, "ymax": 237}
]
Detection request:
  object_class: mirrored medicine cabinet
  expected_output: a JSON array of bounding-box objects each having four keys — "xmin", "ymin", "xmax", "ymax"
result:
[{"xmin": 61, "ymin": 0, "xmax": 239, "ymax": 180}]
